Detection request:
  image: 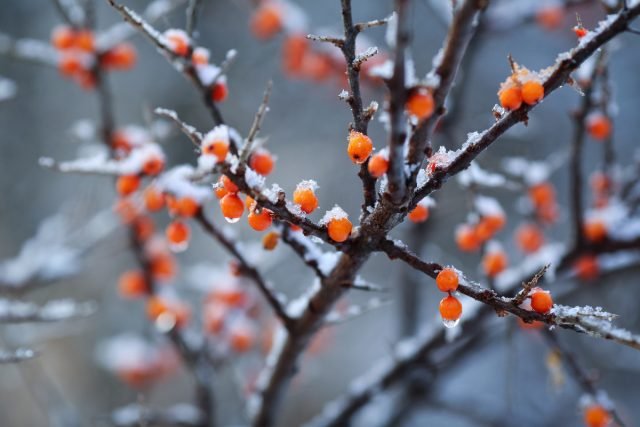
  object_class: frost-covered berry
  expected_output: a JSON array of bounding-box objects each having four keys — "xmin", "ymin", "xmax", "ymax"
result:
[
  {"xmin": 142, "ymin": 156, "xmax": 164, "ymax": 176},
  {"xmin": 116, "ymin": 175, "xmax": 141, "ymax": 196},
  {"xmin": 406, "ymin": 87, "xmax": 434, "ymax": 121},
  {"xmin": 229, "ymin": 321, "xmax": 256, "ymax": 353},
  {"xmin": 51, "ymin": 25, "xmax": 75, "ymax": 50},
  {"xmin": 347, "ymin": 131, "xmax": 373, "ymax": 164},
  {"xmin": 164, "ymin": 29, "xmax": 190, "ymax": 56},
  {"xmin": 202, "ymin": 138, "xmax": 229, "ymax": 162},
  {"xmin": 220, "ymin": 193, "xmax": 245, "ymax": 220},
  {"xmin": 573, "ymin": 25, "xmax": 588, "ymax": 38},
  {"xmin": 293, "ymin": 181, "xmax": 319, "ymax": 214},
  {"xmin": 327, "ymin": 217, "xmax": 352, "ymax": 243},
  {"xmin": 530, "ymin": 288, "xmax": 553, "ymax": 314},
  {"xmin": 248, "ymin": 208, "xmax": 273, "ymax": 231},
  {"xmin": 436, "ymin": 268, "xmax": 459, "ymax": 292},
  {"xmin": 146, "ymin": 297, "xmax": 191, "ymax": 329},
  {"xmin": 250, "ymin": 149, "xmax": 275, "ymax": 176},
  {"xmin": 499, "ymin": 86, "xmax": 523, "ymax": 110},
  {"xmin": 367, "ymin": 153, "xmax": 388, "ymax": 178},
  {"xmin": 521, "ymin": 80, "xmax": 544, "ymax": 105},
  {"xmin": 191, "ymin": 47, "xmax": 210, "ymax": 65}
]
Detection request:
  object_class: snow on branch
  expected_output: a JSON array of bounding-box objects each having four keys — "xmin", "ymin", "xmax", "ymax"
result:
[
  {"xmin": 0, "ymin": 299, "xmax": 95, "ymax": 323},
  {"xmin": 378, "ymin": 238, "xmax": 640, "ymax": 351},
  {"xmin": 411, "ymin": 3, "xmax": 640, "ymax": 206},
  {"xmin": 0, "ymin": 33, "xmax": 58, "ymax": 67}
]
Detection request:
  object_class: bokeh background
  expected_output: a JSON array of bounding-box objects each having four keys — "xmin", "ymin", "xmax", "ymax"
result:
[{"xmin": 1, "ymin": 0, "xmax": 640, "ymax": 426}]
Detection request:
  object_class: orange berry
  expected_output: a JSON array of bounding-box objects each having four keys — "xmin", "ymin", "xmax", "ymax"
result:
[
  {"xmin": 439, "ymin": 295, "xmax": 462, "ymax": 322},
  {"xmin": 116, "ymin": 175, "xmax": 140, "ymax": 196},
  {"xmin": 250, "ymin": 3, "xmax": 282, "ymax": 39},
  {"xmin": 146, "ymin": 297, "xmax": 190, "ymax": 328},
  {"xmin": 456, "ymin": 224, "xmax": 481, "ymax": 252},
  {"xmin": 586, "ymin": 114, "xmax": 612, "ymax": 141},
  {"xmin": 144, "ymin": 186, "xmax": 165, "ymax": 211},
  {"xmin": 59, "ymin": 53, "xmax": 83, "ymax": 77},
  {"xmin": 574, "ymin": 255, "xmax": 599, "ymax": 281},
  {"xmin": 583, "ymin": 404, "xmax": 611, "ymax": 427},
  {"xmin": 202, "ymin": 139, "xmax": 229, "ymax": 162},
  {"xmin": 101, "ymin": 43, "xmax": 137, "ymax": 70},
  {"xmin": 529, "ymin": 182, "xmax": 555, "ymax": 208},
  {"xmin": 248, "ymin": 208, "xmax": 272, "ymax": 231},
  {"xmin": 111, "ymin": 130, "xmax": 132, "ymax": 153},
  {"xmin": 176, "ymin": 197, "xmax": 200, "ymax": 217},
  {"xmin": 591, "ymin": 172, "xmax": 612, "ymax": 194},
  {"xmin": 203, "ymin": 302, "xmax": 227, "ymax": 334},
  {"xmin": 293, "ymin": 185, "xmax": 318, "ymax": 214},
  {"xmin": 214, "ymin": 185, "xmax": 229, "ymax": 199},
  {"xmin": 118, "ymin": 270, "xmax": 148, "ymax": 299},
  {"xmin": 347, "ymin": 131, "xmax": 373, "ymax": 164},
  {"xmin": 262, "ymin": 231, "xmax": 279, "ymax": 250},
  {"xmin": 327, "ymin": 217, "xmax": 352, "ymax": 243},
  {"xmin": 407, "ymin": 204, "xmax": 429, "ymax": 223},
  {"xmin": 165, "ymin": 194, "xmax": 179, "ymax": 215},
  {"xmin": 114, "ymin": 198, "xmax": 140, "ymax": 224},
  {"xmin": 406, "ymin": 87, "xmax": 435, "ymax": 120},
  {"xmin": 220, "ymin": 193, "xmax": 244, "ymax": 219},
  {"xmin": 475, "ymin": 219, "xmax": 496, "ymax": 242},
  {"xmin": 537, "ymin": 203, "xmax": 559, "ymax": 224},
  {"xmin": 191, "ymin": 47, "xmax": 210, "ymax": 65},
  {"xmin": 499, "ymin": 86, "xmax": 523, "ymax": 110},
  {"xmin": 150, "ymin": 253, "xmax": 177, "ymax": 280},
  {"xmin": 530, "ymin": 289, "xmax": 553, "ymax": 314},
  {"xmin": 302, "ymin": 52, "xmax": 334, "ymax": 82},
  {"xmin": 521, "ymin": 81, "xmax": 544, "ymax": 105},
  {"xmin": 516, "ymin": 223, "xmax": 544, "ymax": 253},
  {"xmin": 535, "ymin": 6, "xmax": 564, "ymax": 30},
  {"xmin": 221, "ymin": 175, "xmax": 239, "ymax": 193},
  {"xmin": 483, "ymin": 250, "xmax": 508, "ymax": 277},
  {"xmin": 166, "ymin": 220, "xmax": 190, "ymax": 245},
  {"xmin": 250, "ymin": 149, "xmax": 275, "ymax": 176},
  {"xmin": 229, "ymin": 323, "xmax": 256, "ymax": 352},
  {"xmin": 51, "ymin": 25, "xmax": 75, "ymax": 50},
  {"xmin": 367, "ymin": 153, "xmax": 388, "ymax": 178},
  {"xmin": 282, "ymin": 34, "xmax": 309, "ymax": 76},
  {"xmin": 142, "ymin": 156, "xmax": 164, "ymax": 176},
  {"xmin": 210, "ymin": 287, "xmax": 247, "ymax": 307},
  {"xmin": 436, "ymin": 268, "xmax": 459, "ymax": 292},
  {"xmin": 573, "ymin": 26, "xmax": 588, "ymax": 38},
  {"xmin": 74, "ymin": 29, "xmax": 95, "ymax": 52},
  {"xmin": 584, "ymin": 219, "xmax": 607, "ymax": 243},
  {"xmin": 211, "ymin": 81, "xmax": 228, "ymax": 102},
  {"xmin": 133, "ymin": 216, "xmax": 155, "ymax": 242},
  {"xmin": 164, "ymin": 29, "xmax": 190, "ymax": 56}
]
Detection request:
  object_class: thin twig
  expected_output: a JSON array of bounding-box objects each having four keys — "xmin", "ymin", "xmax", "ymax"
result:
[{"xmin": 241, "ymin": 80, "xmax": 273, "ymax": 162}]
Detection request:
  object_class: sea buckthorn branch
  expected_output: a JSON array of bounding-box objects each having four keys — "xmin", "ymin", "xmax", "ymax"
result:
[
  {"xmin": 195, "ymin": 212, "xmax": 293, "ymax": 330},
  {"xmin": 185, "ymin": 0, "xmax": 203, "ymax": 38},
  {"xmin": 406, "ymin": 0, "xmax": 487, "ymax": 168},
  {"xmin": 569, "ymin": 50, "xmax": 607, "ymax": 249},
  {"xmin": 377, "ymin": 238, "xmax": 640, "ymax": 350},
  {"xmin": 105, "ymin": 0, "xmax": 227, "ymax": 130},
  {"xmin": 0, "ymin": 34, "xmax": 59, "ymax": 67},
  {"xmin": 240, "ymin": 80, "xmax": 273, "ymax": 163},
  {"xmin": 337, "ymin": 0, "xmax": 378, "ymax": 217},
  {"xmin": 385, "ymin": 0, "xmax": 410, "ymax": 204},
  {"xmin": 410, "ymin": 2, "xmax": 640, "ymax": 209},
  {"xmin": 542, "ymin": 329, "xmax": 626, "ymax": 427}
]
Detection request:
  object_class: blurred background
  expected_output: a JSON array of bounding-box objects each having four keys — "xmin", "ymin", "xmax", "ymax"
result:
[{"xmin": 1, "ymin": 0, "xmax": 640, "ymax": 426}]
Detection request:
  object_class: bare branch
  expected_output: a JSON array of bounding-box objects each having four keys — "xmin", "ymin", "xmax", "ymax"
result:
[
  {"xmin": 352, "ymin": 46, "xmax": 378, "ymax": 70},
  {"xmin": 155, "ymin": 107, "xmax": 203, "ymax": 147},
  {"xmin": 306, "ymin": 34, "xmax": 345, "ymax": 48},
  {"xmin": 354, "ymin": 14, "xmax": 393, "ymax": 32},
  {"xmin": 241, "ymin": 80, "xmax": 273, "ymax": 162}
]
